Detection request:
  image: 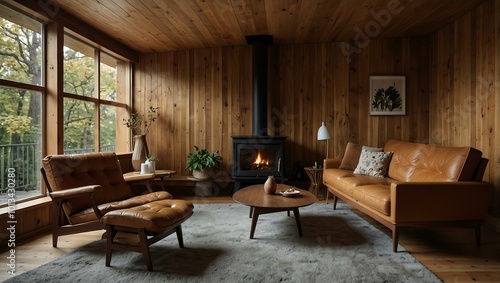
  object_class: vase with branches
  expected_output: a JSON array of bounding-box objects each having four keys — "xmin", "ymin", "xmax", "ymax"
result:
[
  {"xmin": 123, "ymin": 106, "xmax": 159, "ymax": 135},
  {"xmin": 123, "ymin": 106, "xmax": 159, "ymax": 171}
]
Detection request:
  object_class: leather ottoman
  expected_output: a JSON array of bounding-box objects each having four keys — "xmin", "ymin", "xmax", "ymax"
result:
[{"xmin": 101, "ymin": 199, "xmax": 194, "ymax": 271}]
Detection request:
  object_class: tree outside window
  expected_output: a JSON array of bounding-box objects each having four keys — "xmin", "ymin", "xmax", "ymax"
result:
[{"xmin": 0, "ymin": 5, "xmax": 43, "ymax": 204}]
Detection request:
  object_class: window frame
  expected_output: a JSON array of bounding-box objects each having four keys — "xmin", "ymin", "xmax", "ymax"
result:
[
  {"xmin": 0, "ymin": 4, "xmax": 46, "ymax": 205},
  {"xmin": 62, "ymin": 32, "xmax": 131, "ymax": 155},
  {"xmin": 0, "ymin": 2, "xmax": 134, "ymax": 207}
]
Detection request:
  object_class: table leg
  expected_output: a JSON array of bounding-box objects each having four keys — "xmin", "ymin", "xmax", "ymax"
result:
[
  {"xmin": 249, "ymin": 206, "xmax": 259, "ymax": 239},
  {"xmin": 292, "ymin": 208, "xmax": 302, "ymax": 236}
]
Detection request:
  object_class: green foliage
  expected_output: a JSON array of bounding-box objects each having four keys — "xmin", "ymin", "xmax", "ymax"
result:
[
  {"xmin": 123, "ymin": 106, "xmax": 159, "ymax": 135},
  {"xmin": 0, "ymin": 17, "xmax": 42, "ymax": 145},
  {"xmin": 185, "ymin": 146, "xmax": 223, "ymax": 171},
  {"xmin": 0, "ymin": 115, "xmax": 32, "ymax": 135},
  {"xmin": 371, "ymin": 86, "xmax": 402, "ymax": 111},
  {"xmin": 147, "ymin": 154, "xmax": 159, "ymax": 162}
]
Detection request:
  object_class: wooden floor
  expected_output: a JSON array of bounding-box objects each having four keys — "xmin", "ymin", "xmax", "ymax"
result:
[{"xmin": 1, "ymin": 194, "xmax": 499, "ymax": 282}]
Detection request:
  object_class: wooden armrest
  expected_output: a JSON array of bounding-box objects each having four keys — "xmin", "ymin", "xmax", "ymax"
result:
[{"xmin": 49, "ymin": 185, "xmax": 103, "ymax": 200}]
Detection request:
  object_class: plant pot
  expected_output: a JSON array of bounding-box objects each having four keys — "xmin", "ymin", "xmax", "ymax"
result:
[
  {"xmin": 132, "ymin": 135, "xmax": 149, "ymax": 171},
  {"xmin": 146, "ymin": 160, "xmax": 156, "ymax": 173},
  {"xmin": 192, "ymin": 168, "xmax": 214, "ymax": 180}
]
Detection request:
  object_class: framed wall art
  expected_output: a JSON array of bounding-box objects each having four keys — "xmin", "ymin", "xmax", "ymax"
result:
[{"xmin": 369, "ymin": 76, "xmax": 406, "ymax": 115}]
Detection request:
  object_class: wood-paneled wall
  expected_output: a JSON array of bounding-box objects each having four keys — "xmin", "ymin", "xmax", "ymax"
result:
[
  {"xmin": 133, "ymin": 0, "xmax": 500, "ymax": 218},
  {"xmin": 429, "ymin": 0, "xmax": 500, "ymax": 216},
  {"xmin": 134, "ymin": 38, "xmax": 430, "ymax": 179}
]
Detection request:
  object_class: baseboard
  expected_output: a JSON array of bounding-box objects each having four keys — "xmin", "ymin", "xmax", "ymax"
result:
[{"xmin": 485, "ymin": 214, "xmax": 500, "ymax": 233}]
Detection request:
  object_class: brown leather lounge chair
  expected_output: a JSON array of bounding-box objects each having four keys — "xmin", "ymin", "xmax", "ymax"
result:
[{"xmin": 41, "ymin": 152, "xmax": 187, "ymax": 248}]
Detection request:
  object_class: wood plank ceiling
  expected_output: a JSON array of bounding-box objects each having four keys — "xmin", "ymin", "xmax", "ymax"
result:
[{"xmin": 50, "ymin": 0, "xmax": 487, "ymax": 53}]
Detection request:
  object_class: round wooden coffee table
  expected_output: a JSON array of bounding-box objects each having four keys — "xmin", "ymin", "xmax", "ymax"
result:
[{"xmin": 232, "ymin": 184, "xmax": 317, "ymax": 239}]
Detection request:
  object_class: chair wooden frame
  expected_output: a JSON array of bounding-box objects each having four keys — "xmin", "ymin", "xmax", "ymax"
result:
[
  {"xmin": 104, "ymin": 224, "xmax": 185, "ymax": 271},
  {"xmin": 41, "ymin": 168, "xmax": 106, "ymax": 247}
]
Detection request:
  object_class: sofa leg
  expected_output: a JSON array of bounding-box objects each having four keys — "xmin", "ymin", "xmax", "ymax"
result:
[
  {"xmin": 474, "ymin": 222, "xmax": 481, "ymax": 247},
  {"xmin": 392, "ymin": 228, "xmax": 399, "ymax": 252},
  {"xmin": 332, "ymin": 196, "xmax": 338, "ymax": 210}
]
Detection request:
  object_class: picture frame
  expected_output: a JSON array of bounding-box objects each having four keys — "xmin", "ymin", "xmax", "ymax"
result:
[{"xmin": 369, "ymin": 76, "xmax": 406, "ymax": 115}]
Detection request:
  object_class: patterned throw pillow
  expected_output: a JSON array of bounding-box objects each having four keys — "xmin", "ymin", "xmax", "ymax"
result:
[
  {"xmin": 353, "ymin": 150, "xmax": 393, "ymax": 177},
  {"xmin": 339, "ymin": 143, "xmax": 383, "ymax": 170}
]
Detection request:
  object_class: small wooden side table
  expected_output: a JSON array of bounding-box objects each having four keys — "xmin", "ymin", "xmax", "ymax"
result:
[
  {"xmin": 123, "ymin": 169, "xmax": 176, "ymax": 192},
  {"xmin": 303, "ymin": 167, "xmax": 327, "ymax": 201}
]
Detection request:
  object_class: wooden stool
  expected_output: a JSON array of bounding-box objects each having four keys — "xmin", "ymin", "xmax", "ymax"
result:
[{"xmin": 101, "ymin": 199, "xmax": 194, "ymax": 271}]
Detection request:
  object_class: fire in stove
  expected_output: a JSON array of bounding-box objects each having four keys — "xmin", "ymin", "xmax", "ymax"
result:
[{"xmin": 252, "ymin": 151, "xmax": 269, "ymax": 170}]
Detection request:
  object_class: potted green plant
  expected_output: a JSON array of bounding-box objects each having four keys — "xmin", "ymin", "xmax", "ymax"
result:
[
  {"xmin": 146, "ymin": 155, "xmax": 159, "ymax": 173},
  {"xmin": 185, "ymin": 146, "xmax": 223, "ymax": 180}
]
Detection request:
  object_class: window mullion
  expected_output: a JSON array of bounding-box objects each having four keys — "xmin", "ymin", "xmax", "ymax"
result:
[{"xmin": 95, "ymin": 49, "xmax": 101, "ymax": 152}]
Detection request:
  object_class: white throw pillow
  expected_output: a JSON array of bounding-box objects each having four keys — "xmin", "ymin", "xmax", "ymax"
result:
[{"xmin": 353, "ymin": 150, "xmax": 393, "ymax": 178}]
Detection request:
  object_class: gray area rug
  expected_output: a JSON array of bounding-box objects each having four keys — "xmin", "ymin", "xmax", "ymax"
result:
[{"xmin": 6, "ymin": 203, "xmax": 441, "ymax": 283}]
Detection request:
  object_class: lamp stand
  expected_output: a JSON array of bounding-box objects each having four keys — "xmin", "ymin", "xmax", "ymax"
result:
[{"xmin": 326, "ymin": 140, "xmax": 329, "ymax": 159}]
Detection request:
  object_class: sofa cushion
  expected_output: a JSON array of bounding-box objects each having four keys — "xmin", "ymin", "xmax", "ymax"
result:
[
  {"xmin": 352, "ymin": 184, "xmax": 391, "ymax": 216},
  {"xmin": 410, "ymin": 144, "xmax": 482, "ymax": 181},
  {"xmin": 339, "ymin": 142, "xmax": 382, "ymax": 170},
  {"xmin": 339, "ymin": 142, "xmax": 363, "ymax": 170},
  {"xmin": 384, "ymin": 140, "xmax": 425, "ymax": 182},
  {"xmin": 353, "ymin": 150, "xmax": 393, "ymax": 177},
  {"xmin": 323, "ymin": 168, "xmax": 394, "ymax": 197}
]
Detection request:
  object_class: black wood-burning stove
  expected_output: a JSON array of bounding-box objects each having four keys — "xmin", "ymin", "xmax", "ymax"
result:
[
  {"xmin": 231, "ymin": 35, "xmax": 287, "ymax": 193},
  {"xmin": 232, "ymin": 136, "xmax": 286, "ymax": 191}
]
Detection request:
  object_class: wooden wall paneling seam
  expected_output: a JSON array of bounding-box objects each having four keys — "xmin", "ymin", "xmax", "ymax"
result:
[
  {"xmin": 180, "ymin": 50, "xmax": 190, "ymax": 174},
  {"xmin": 492, "ymin": 0, "xmax": 500, "ymax": 215}
]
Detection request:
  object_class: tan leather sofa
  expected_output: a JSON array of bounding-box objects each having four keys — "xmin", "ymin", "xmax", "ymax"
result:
[
  {"xmin": 41, "ymin": 152, "xmax": 177, "ymax": 247},
  {"xmin": 323, "ymin": 139, "xmax": 493, "ymax": 252}
]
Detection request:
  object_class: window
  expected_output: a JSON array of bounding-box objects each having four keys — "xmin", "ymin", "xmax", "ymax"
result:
[
  {"xmin": 63, "ymin": 34, "xmax": 130, "ymax": 154},
  {"xmin": 0, "ymin": 5, "xmax": 44, "ymax": 204},
  {"xmin": 0, "ymin": 4, "xmax": 132, "ymax": 207}
]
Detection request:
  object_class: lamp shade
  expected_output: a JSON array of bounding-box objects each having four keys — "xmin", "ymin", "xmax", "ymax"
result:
[{"xmin": 317, "ymin": 122, "xmax": 331, "ymax": 140}]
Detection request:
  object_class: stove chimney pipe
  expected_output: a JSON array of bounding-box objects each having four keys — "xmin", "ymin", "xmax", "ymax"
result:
[{"xmin": 246, "ymin": 35, "xmax": 273, "ymax": 136}]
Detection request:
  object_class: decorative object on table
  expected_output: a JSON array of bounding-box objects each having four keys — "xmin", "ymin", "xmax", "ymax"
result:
[
  {"xmin": 263, "ymin": 176, "xmax": 277, "ymax": 194},
  {"xmin": 369, "ymin": 76, "xmax": 406, "ymax": 115},
  {"xmin": 146, "ymin": 155, "xmax": 158, "ymax": 173},
  {"xmin": 123, "ymin": 106, "xmax": 159, "ymax": 171},
  {"xmin": 140, "ymin": 162, "xmax": 149, "ymax": 174},
  {"xmin": 279, "ymin": 187, "xmax": 300, "ymax": 197},
  {"xmin": 132, "ymin": 134, "xmax": 149, "ymax": 171},
  {"xmin": 185, "ymin": 145, "xmax": 223, "ymax": 180},
  {"xmin": 317, "ymin": 121, "xmax": 332, "ymax": 158}
]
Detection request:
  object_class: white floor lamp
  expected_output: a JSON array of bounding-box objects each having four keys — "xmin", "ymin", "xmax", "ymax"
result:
[{"xmin": 317, "ymin": 121, "xmax": 331, "ymax": 159}]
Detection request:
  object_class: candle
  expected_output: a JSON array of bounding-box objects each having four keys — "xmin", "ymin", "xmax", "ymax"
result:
[{"xmin": 140, "ymin": 163, "xmax": 148, "ymax": 174}]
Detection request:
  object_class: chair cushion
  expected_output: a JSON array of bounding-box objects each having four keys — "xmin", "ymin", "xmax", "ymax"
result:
[
  {"xmin": 101, "ymin": 199, "xmax": 194, "ymax": 234},
  {"xmin": 43, "ymin": 153, "xmax": 133, "ymax": 216},
  {"xmin": 69, "ymin": 191, "xmax": 173, "ymax": 224}
]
